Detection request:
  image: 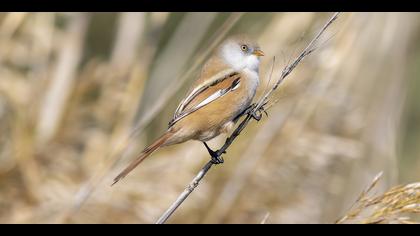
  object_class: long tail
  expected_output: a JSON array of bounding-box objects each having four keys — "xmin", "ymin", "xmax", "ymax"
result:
[{"xmin": 112, "ymin": 132, "xmax": 172, "ymax": 186}]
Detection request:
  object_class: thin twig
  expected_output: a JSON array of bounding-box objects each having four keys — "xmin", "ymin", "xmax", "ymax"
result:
[
  {"xmin": 155, "ymin": 162, "xmax": 213, "ymax": 224},
  {"xmin": 260, "ymin": 212, "xmax": 270, "ymax": 224},
  {"xmin": 255, "ymin": 12, "xmax": 340, "ymax": 111},
  {"xmin": 155, "ymin": 12, "xmax": 341, "ymax": 224}
]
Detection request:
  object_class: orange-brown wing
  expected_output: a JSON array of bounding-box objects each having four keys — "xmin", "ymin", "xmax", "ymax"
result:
[
  {"xmin": 173, "ymin": 68, "xmax": 235, "ymax": 116},
  {"xmin": 168, "ymin": 71, "xmax": 241, "ymax": 128}
]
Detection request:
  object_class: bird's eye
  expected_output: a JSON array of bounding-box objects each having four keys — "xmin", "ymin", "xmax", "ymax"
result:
[{"xmin": 240, "ymin": 45, "xmax": 248, "ymax": 52}]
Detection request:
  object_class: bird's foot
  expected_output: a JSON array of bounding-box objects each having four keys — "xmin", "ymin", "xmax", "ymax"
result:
[
  {"xmin": 248, "ymin": 102, "xmax": 269, "ymax": 122},
  {"xmin": 210, "ymin": 154, "xmax": 224, "ymax": 164},
  {"xmin": 203, "ymin": 142, "xmax": 225, "ymax": 164}
]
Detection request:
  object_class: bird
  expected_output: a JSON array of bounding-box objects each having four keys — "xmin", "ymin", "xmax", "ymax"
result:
[{"xmin": 112, "ymin": 34, "xmax": 264, "ymax": 185}]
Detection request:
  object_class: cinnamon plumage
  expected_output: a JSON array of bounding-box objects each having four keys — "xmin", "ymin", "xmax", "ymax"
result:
[{"xmin": 113, "ymin": 35, "xmax": 264, "ymax": 185}]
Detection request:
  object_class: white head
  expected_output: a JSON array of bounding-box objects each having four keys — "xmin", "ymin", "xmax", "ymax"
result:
[{"xmin": 219, "ymin": 35, "xmax": 264, "ymax": 72}]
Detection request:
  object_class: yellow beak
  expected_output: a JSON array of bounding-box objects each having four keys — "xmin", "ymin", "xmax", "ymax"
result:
[{"xmin": 252, "ymin": 49, "xmax": 265, "ymax": 57}]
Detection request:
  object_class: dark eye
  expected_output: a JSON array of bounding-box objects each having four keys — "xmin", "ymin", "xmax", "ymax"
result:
[{"xmin": 240, "ymin": 45, "xmax": 248, "ymax": 52}]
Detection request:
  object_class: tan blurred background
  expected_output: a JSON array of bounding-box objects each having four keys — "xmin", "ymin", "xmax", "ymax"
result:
[{"xmin": 0, "ymin": 12, "xmax": 419, "ymax": 223}]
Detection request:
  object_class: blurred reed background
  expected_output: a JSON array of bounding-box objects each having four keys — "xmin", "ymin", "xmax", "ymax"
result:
[{"xmin": 0, "ymin": 12, "xmax": 419, "ymax": 224}]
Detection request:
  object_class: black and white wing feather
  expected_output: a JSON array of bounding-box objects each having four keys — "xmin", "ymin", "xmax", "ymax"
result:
[{"xmin": 168, "ymin": 69, "xmax": 241, "ymax": 128}]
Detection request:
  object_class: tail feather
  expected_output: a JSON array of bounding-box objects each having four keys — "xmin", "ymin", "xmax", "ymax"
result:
[{"xmin": 112, "ymin": 132, "xmax": 172, "ymax": 186}]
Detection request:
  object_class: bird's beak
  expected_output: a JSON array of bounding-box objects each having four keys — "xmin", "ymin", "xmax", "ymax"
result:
[{"xmin": 252, "ymin": 49, "xmax": 265, "ymax": 57}]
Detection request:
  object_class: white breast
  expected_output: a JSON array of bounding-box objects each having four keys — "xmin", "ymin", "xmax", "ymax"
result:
[{"xmin": 243, "ymin": 68, "xmax": 259, "ymax": 98}]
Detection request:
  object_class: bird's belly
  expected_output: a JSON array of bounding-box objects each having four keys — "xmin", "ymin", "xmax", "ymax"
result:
[
  {"xmin": 197, "ymin": 129, "xmax": 219, "ymax": 142},
  {"xmin": 196, "ymin": 120, "xmax": 236, "ymax": 142}
]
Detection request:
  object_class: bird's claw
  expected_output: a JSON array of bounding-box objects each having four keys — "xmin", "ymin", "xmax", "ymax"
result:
[
  {"xmin": 210, "ymin": 155, "xmax": 224, "ymax": 164},
  {"xmin": 250, "ymin": 110, "xmax": 262, "ymax": 121},
  {"xmin": 208, "ymin": 149, "xmax": 225, "ymax": 164},
  {"xmin": 203, "ymin": 142, "xmax": 225, "ymax": 164},
  {"xmin": 248, "ymin": 102, "xmax": 269, "ymax": 122}
]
